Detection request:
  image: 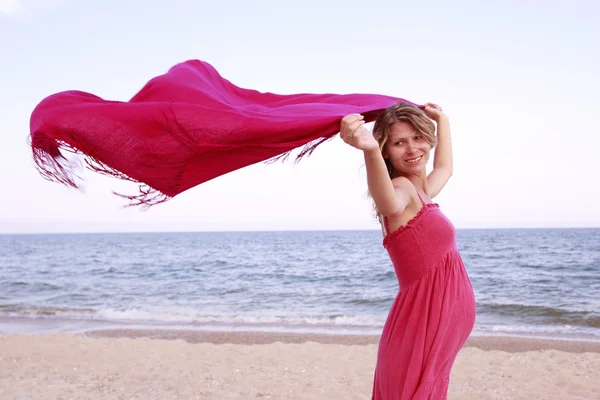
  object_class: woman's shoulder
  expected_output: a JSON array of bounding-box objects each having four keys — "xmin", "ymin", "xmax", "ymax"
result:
[
  {"xmin": 390, "ymin": 176, "xmax": 413, "ymax": 189},
  {"xmin": 390, "ymin": 177, "xmax": 426, "ymax": 207},
  {"xmin": 390, "ymin": 177, "xmax": 419, "ymax": 199}
]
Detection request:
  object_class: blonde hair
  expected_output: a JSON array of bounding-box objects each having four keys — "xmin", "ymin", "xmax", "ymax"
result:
[{"xmin": 371, "ymin": 102, "xmax": 436, "ymax": 222}]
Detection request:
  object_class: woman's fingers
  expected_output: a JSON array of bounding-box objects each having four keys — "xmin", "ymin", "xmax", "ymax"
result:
[
  {"xmin": 424, "ymin": 102, "xmax": 443, "ymax": 111},
  {"xmin": 341, "ymin": 114, "xmax": 364, "ymax": 126},
  {"xmin": 340, "ymin": 114, "xmax": 365, "ymax": 141},
  {"xmin": 348, "ymin": 120, "xmax": 365, "ymax": 137}
]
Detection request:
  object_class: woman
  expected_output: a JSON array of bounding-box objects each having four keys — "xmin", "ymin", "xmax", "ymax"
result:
[{"xmin": 340, "ymin": 102, "xmax": 476, "ymax": 400}]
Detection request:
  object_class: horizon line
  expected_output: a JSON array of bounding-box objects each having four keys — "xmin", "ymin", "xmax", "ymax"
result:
[{"xmin": 1, "ymin": 226, "xmax": 599, "ymax": 236}]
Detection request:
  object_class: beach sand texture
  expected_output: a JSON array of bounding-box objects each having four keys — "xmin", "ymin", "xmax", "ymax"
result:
[{"xmin": 1, "ymin": 331, "xmax": 598, "ymax": 400}]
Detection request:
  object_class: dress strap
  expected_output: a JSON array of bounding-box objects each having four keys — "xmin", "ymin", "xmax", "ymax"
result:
[{"xmin": 416, "ymin": 191, "xmax": 427, "ymax": 206}]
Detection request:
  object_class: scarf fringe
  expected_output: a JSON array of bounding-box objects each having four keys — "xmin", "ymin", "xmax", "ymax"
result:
[
  {"xmin": 264, "ymin": 134, "xmax": 336, "ymax": 165},
  {"xmin": 30, "ymin": 133, "xmax": 81, "ymax": 189},
  {"xmin": 30, "ymin": 122, "xmax": 338, "ymax": 208},
  {"xmin": 29, "ymin": 131, "xmax": 170, "ymax": 208},
  {"xmin": 112, "ymin": 187, "xmax": 172, "ymax": 209}
]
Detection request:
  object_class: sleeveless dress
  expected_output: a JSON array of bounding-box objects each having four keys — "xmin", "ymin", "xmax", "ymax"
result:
[{"xmin": 371, "ymin": 194, "xmax": 476, "ymax": 400}]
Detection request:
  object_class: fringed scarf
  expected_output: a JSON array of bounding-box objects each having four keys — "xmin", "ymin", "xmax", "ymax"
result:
[{"xmin": 29, "ymin": 59, "xmax": 417, "ymax": 207}]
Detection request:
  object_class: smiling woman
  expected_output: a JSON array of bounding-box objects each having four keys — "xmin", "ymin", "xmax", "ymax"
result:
[
  {"xmin": 375, "ymin": 104, "xmax": 436, "ymax": 176},
  {"xmin": 340, "ymin": 102, "xmax": 473, "ymax": 400}
]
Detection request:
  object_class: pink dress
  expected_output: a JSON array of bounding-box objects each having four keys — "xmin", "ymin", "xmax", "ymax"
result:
[{"xmin": 372, "ymin": 194, "xmax": 476, "ymax": 400}]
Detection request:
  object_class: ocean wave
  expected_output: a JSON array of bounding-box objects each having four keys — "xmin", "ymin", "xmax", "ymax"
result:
[
  {"xmin": 474, "ymin": 323, "xmax": 600, "ymax": 339},
  {"xmin": 0, "ymin": 304, "xmax": 96, "ymax": 317},
  {"xmin": 2, "ymin": 304, "xmax": 600, "ymax": 339},
  {"xmin": 477, "ymin": 303, "xmax": 600, "ymax": 328},
  {"xmin": 347, "ymin": 297, "xmax": 395, "ymax": 306},
  {"xmin": 0, "ymin": 305, "xmax": 385, "ymax": 328}
]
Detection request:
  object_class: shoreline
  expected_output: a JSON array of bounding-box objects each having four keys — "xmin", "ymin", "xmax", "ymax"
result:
[
  {"xmin": 2, "ymin": 314, "xmax": 600, "ymax": 350},
  {"xmin": 82, "ymin": 328, "xmax": 600, "ymax": 353},
  {"xmin": 0, "ymin": 326, "xmax": 597, "ymax": 353}
]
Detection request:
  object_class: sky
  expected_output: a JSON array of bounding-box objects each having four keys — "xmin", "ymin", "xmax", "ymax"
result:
[{"xmin": 0, "ymin": 0, "xmax": 598, "ymax": 233}]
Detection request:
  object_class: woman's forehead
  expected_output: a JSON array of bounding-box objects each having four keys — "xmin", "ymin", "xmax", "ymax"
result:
[{"xmin": 389, "ymin": 121, "xmax": 416, "ymax": 138}]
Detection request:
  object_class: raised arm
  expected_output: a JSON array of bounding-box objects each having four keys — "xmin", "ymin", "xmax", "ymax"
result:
[
  {"xmin": 340, "ymin": 114, "xmax": 410, "ymax": 217},
  {"xmin": 363, "ymin": 149, "xmax": 411, "ymax": 216},
  {"xmin": 423, "ymin": 104, "xmax": 452, "ymax": 198}
]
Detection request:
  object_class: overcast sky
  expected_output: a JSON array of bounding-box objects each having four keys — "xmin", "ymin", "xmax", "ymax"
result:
[{"xmin": 1, "ymin": 0, "xmax": 598, "ymax": 233}]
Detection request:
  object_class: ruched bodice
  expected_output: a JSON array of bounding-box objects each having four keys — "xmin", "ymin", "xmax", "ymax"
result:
[{"xmin": 383, "ymin": 203, "xmax": 457, "ymax": 288}]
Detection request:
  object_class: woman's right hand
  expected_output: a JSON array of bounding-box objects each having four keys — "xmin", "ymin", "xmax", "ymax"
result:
[{"xmin": 340, "ymin": 114, "xmax": 380, "ymax": 152}]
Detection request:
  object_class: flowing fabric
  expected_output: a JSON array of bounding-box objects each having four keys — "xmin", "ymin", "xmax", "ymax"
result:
[
  {"xmin": 373, "ymin": 194, "xmax": 477, "ymax": 399},
  {"xmin": 29, "ymin": 59, "xmax": 417, "ymax": 206}
]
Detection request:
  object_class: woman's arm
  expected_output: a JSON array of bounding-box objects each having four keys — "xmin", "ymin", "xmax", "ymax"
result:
[
  {"xmin": 424, "ymin": 105, "xmax": 452, "ymax": 198},
  {"xmin": 363, "ymin": 149, "xmax": 411, "ymax": 216},
  {"xmin": 340, "ymin": 114, "xmax": 410, "ymax": 217}
]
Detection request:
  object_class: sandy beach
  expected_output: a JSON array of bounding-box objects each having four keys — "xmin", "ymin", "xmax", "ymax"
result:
[{"xmin": 1, "ymin": 330, "xmax": 598, "ymax": 400}]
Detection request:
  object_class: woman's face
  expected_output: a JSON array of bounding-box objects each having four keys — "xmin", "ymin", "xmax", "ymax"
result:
[{"xmin": 383, "ymin": 121, "xmax": 431, "ymax": 176}]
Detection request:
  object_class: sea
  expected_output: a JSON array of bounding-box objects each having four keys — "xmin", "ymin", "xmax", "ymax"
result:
[{"xmin": 0, "ymin": 228, "xmax": 599, "ymax": 341}]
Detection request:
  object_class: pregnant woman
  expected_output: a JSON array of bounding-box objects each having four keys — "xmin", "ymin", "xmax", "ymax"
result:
[{"xmin": 340, "ymin": 102, "xmax": 476, "ymax": 399}]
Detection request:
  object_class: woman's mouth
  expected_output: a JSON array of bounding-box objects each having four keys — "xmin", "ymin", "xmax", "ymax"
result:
[{"xmin": 405, "ymin": 155, "xmax": 423, "ymax": 164}]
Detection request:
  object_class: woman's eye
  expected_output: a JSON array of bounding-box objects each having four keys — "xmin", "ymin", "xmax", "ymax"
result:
[{"xmin": 414, "ymin": 136, "xmax": 424, "ymax": 140}]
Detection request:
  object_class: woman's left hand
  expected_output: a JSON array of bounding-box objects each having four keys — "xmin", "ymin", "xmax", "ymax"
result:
[{"xmin": 422, "ymin": 102, "xmax": 446, "ymax": 122}]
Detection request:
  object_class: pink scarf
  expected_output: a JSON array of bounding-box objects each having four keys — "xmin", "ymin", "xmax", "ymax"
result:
[{"xmin": 29, "ymin": 59, "xmax": 416, "ymax": 206}]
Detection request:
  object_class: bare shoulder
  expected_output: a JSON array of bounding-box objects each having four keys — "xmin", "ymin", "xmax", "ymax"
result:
[
  {"xmin": 385, "ymin": 177, "xmax": 421, "ymax": 228},
  {"xmin": 391, "ymin": 176, "xmax": 416, "ymax": 195},
  {"xmin": 389, "ymin": 176, "xmax": 416, "ymax": 210},
  {"xmin": 391, "ymin": 176, "xmax": 413, "ymax": 189}
]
